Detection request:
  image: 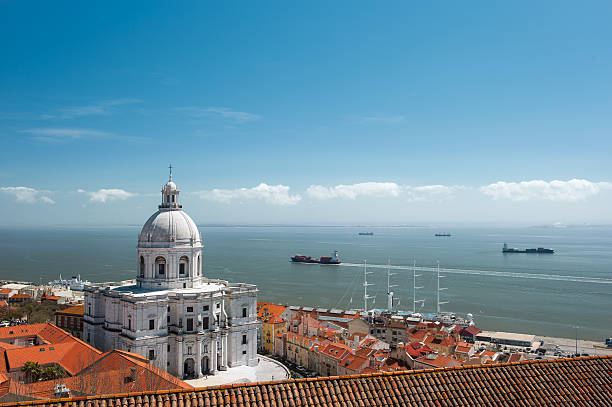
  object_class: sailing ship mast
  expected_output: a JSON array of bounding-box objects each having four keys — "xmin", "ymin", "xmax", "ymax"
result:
[
  {"xmin": 386, "ymin": 258, "xmax": 397, "ymax": 312},
  {"xmin": 436, "ymin": 260, "xmax": 449, "ymax": 314},
  {"xmin": 413, "ymin": 258, "xmax": 424, "ymax": 313},
  {"xmin": 363, "ymin": 260, "xmax": 374, "ymax": 313}
]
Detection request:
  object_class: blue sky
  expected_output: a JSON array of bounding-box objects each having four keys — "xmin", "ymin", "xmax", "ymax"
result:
[{"xmin": 1, "ymin": 1, "xmax": 611, "ymax": 226}]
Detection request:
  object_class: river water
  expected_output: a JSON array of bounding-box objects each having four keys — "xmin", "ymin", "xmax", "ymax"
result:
[{"xmin": 1, "ymin": 225, "xmax": 610, "ymax": 341}]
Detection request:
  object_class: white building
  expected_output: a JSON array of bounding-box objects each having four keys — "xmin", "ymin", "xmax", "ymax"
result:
[{"xmin": 84, "ymin": 171, "xmax": 259, "ymax": 379}]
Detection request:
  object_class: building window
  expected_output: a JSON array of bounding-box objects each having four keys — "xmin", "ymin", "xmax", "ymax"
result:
[
  {"xmin": 155, "ymin": 256, "xmax": 166, "ymax": 276},
  {"xmin": 242, "ymin": 350, "xmax": 247, "ymax": 355},
  {"xmin": 187, "ymin": 306, "xmax": 193, "ymax": 312},
  {"xmin": 187, "ymin": 318, "xmax": 193, "ymax": 331},
  {"xmin": 242, "ymin": 307, "xmax": 248, "ymax": 318},
  {"xmin": 203, "ymin": 317, "xmax": 209, "ymax": 329},
  {"xmin": 179, "ymin": 256, "xmax": 189, "ymax": 275},
  {"xmin": 216, "ymin": 303, "xmax": 220, "ymax": 309},
  {"xmin": 242, "ymin": 334, "xmax": 247, "ymax": 345},
  {"xmin": 139, "ymin": 256, "xmax": 145, "ymax": 277},
  {"xmin": 149, "ymin": 319, "xmax": 155, "ymax": 330},
  {"xmin": 128, "ymin": 318, "xmax": 131, "ymax": 330},
  {"xmin": 149, "ymin": 349, "xmax": 155, "ymax": 360},
  {"xmin": 203, "ymin": 305, "xmax": 209, "ymax": 311},
  {"xmin": 187, "ymin": 346, "xmax": 192, "ymax": 355},
  {"xmin": 167, "ymin": 315, "xmax": 170, "ymax": 323},
  {"xmin": 167, "ymin": 344, "xmax": 170, "ymax": 352}
]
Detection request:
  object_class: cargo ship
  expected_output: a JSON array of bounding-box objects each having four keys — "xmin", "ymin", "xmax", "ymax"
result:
[
  {"xmin": 358, "ymin": 232, "xmax": 374, "ymax": 236},
  {"xmin": 503, "ymin": 243, "xmax": 554, "ymax": 254},
  {"xmin": 435, "ymin": 233, "xmax": 451, "ymax": 237},
  {"xmin": 291, "ymin": 250, "xmax": 341, "ymax": 264}
]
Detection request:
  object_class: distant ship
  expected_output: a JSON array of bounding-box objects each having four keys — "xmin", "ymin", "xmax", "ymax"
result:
[
  {"xmin": 435, "ymin": 233, "xmax": 451, "ymax": 237},
  {"xmin": 358, "ymin": 232, "xmax": 374, "ymax": 236},
  {"xmin": 49, "ymin": 274, "xmax": 91, "ymax": 291},
  {"xmin": 502, "ymin": 243, "xmax": 554, "ymax": 254},
  {"xmin": 291, "ymin": 250, "xmax": 341, "ymax": 265}
]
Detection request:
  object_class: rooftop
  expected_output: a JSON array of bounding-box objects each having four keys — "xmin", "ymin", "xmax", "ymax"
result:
[{"xmin": 0, "ymin": 356, "xmax": 609, "ymax": 407}]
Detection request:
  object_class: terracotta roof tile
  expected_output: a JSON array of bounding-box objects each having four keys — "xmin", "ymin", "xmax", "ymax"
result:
[
  {"xmin": 55, "ymin": 304, "xmax": 84, "ymax": 316},
  {"xmin": 0, "ymin": 356, "xmax": 610, "ymax": 407}
]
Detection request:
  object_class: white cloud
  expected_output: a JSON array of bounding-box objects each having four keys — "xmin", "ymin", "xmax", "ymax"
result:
[
  {"xmin": 175, "ymin": 106, "xmax": 261, "ymax": 122},
  {"xmin": 20, "ymin": 128, "xmax": 111, "ymax": 142},
  {"xmin": 59, "ymin": 98, "xmax": 140, "ymax": 118},
  {"xmin": 480, "ymin": 179, "xmax": 612, "ymax": 202},
  {"xmin": 196, "ymin": 183, "xmax": 301, "ymax": 205},
  {"xmin": 78, "ymin": 188, "xmax": 135, "ymax": 203},
  {"xmin": 306, "ymin": 182, "xmax": 402, "ymax": 200},
  {"xmin": 0, "ymin": 186, "xmax": 55, "ymax": 204},
  {"xmin": 306, "ymin": 182, "xmax": 462, "ymax": 201}
]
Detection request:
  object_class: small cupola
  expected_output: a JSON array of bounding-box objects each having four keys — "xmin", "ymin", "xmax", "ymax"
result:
[{"xmin": 159, "ymin": 165, "xmax": 182, "ymax": 210}]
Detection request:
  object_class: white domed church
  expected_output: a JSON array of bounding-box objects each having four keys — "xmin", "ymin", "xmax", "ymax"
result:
[{"xmin": 84, "ymin": 171, "xmax": 259, "ymax": 379}]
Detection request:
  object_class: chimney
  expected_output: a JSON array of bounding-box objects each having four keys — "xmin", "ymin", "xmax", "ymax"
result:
[{"xmin": 54, "ymin": 383, "xmax": 70, "ymax": 398}]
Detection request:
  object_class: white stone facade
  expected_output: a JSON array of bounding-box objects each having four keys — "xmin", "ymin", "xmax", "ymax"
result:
[{"xmin": 84, "ymin": 172, "xmax": 259, "ymax": 379}]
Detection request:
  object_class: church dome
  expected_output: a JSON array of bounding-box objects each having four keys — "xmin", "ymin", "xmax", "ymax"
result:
[
  {"xmin": 138, "ymin": 210, "xmax": 201, "ymax": 248},
  {"xmin": 137, "ymin": 168, "xmax": 202, "ymax": 249}
]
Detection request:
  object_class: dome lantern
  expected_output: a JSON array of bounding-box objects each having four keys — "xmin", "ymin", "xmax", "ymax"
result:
[{"xmin": 160, "ymin": 164, "xmax": 181, "ymax": 210}]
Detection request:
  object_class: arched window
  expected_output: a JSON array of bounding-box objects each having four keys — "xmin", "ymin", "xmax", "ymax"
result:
[
  {"xmin": 155, "ymin": 256, "xmax": 166, "ymax": 277},
  {"xmin": 197, "ymin": 255, "xmax": 201, "ymax": 276},
  {"xmin": 179, "ymin": 256, "xmax": 189, "ymax": 276},
  {"xmin": 139, "ymin": 256, "xmax": 145, "ymax": 277},
  {"xmin": 128, "ymin": 317, "xmax": 132, "ymax": 331}
]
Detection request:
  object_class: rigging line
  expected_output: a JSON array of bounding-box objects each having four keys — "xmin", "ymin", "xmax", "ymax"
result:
[{"xmin": 333, "ymin": 266, "xmax": 362, "ymax": 309}]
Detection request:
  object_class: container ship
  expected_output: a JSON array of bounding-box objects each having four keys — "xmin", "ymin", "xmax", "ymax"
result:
[
  {"xmin": 358, "ymin": 232, "xmax": 374, "ymax": 236},
  {"xmin": 291, "ymin": 250, "xmax": 341, "ymax": 264},
  {"xmin": 435, "ymin": 233, "xmax": 451, "ymax": 237},
  {"xmin": 503, "ymin": 243, "xmax": 554, "ymax": 254}
]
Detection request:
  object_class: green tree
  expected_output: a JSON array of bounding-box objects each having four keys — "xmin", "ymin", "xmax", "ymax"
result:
[
  {"xmin": 22, "ymin": 361, "xmax": 43, "ymax": 382},
  {"xmin": 42, "ymin": 365, "xmax": 67, "ymax": 380}
]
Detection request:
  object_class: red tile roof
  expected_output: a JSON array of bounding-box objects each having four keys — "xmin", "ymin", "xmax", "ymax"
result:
[
  {"xmin": 256, "ymin": 302, "xmax": 287, "ymax": 320},
  {"xmin": 403, "ymin": 342, "xmax": 434, "ymax": 358},
  {"xmin": 455, "ymin": 341, "xmax": 473, "ymax": 353},
  {"xmin": 55, "ymin": 304, "xmax": 84, "ymax": 316},
  {"xmin": 460, "ymin": 325, "xmax": 481, "ymax": 336},
  {"xmin": 0, "ymin": 356, "xmax": 609, "ymax": 407},
  {"xmin": 5, "ymin": 340, "xmax": 102, "ymax": 375},
  {"xmin": 6, "ymin": 350, "xmax": 192, "ymax": 400},
  {"xmin": 415, "ymin": 354, "xmax": 461, "ymax": 369},
  {"xmin": 0, "ymin": 290, "xmax": 11, "ymax": 294},
  {"xmin": 8, "ymin": 294, "xmax": 31, "ymax": 299}
]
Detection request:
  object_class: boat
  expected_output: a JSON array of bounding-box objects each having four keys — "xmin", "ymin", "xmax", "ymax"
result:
[
  {"xmin": 502, "ymin": 243, "xmax": 554, "ymax": 254},
  {"xmin": 49, "ymin": 274, "xmax": 91, "ymax": 291},
  {"xmin": 291, "ymin": 250, "xmax": 341, "ymax": 265},
  {"xmin": 358, "ymin": 232, "xmax": 374, "ymax": 236},
  {"xmin": 435, "ymin": 233, "xmax": 451, "ymax": 237}
]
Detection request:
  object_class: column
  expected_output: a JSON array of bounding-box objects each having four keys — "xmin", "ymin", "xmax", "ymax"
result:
[
  {"xmin": 211, "ymin": 337, "xmax": 218, "ymax": 374},
  {"xmin": 177, "ymin": 339, "xmax": 184, "ymax": 378},
  {"xmin": 196, "ymin": 337, "xmax": 203, "ymax": 378},
  {"xmin": 221, "ymin": 332, "xmax": 228, "ymax": 370}
]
